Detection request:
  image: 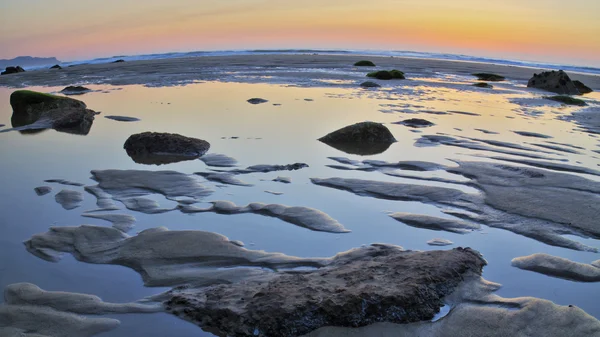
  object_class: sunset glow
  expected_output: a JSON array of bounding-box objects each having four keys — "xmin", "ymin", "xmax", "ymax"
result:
[{"xmin": 2, "ymin": 0, "xmax": 599, "ymax": 65}]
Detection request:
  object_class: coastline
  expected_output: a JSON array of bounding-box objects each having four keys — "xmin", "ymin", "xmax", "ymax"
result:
[{"xmin": 1, "ymin": 54, "xmax": 599, "ymax": 89}]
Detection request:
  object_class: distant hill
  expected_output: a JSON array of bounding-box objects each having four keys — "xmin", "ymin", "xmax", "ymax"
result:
[{"xmin": 0, "ymin": 56, "xmax": 60, "ymax": 69}]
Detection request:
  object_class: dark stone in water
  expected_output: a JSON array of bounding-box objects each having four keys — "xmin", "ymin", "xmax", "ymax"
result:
[
  {"xmin": 573, "ymin": 80, "xmax": 593, "ymax": 94},
  {"xmin": 1, "ymin": 66, "xmax": 25, "ymax": 75},
  {"xmin": 473, "ymin": 82, "xmax": 493, "ymax": 88},
  {"xmin": 319, "ymin": 121, "xmax": 396, "ymax": 155},
  {"xmin": 104, "ymin": 115, "xmax": 140, "ymax": 122},
  {"xmin": 49, "ymin": 64, "xmax": 62, "ymax": 70},
  {"xmin": 34, "ymin": 186, "xmax": 52, "ymax": 196},
  {"xmin": 394, "ymin": 118, "xmax": 434, "ymax": 128},
  {"xmin": 112, "ymin": 59, "xmax": 125, "ymax": 63},
  {"xmin": 472, "ymin": 73, "xmax": 505, "ymax": 81},
  {"xmin": 527, "ymin": 70, "xmax": 579, "ymax": 95},
  {"xmin": 367, "ymin": 70, "xmax": 405, "ymax": 80},
  {"xmin": 60, "ymin": 86, "xmax": 92, "ymax": 95},
  {"xmin": 360, "ymin": 81, "xmax": 381, "ymax": 88},
  {"xmin": 545, "ymin": 95, "xmax": 586, "ymax": 106},
  {"xmin": 124, "ymin": 132, "xmax": 210, "ymax": 165},
  {"xmin": 247, "ymin": 98, "xmax": 268, "ymax": 104},
  {"xmin": 8, "ymin": 90, "xmax": 98, "ymax": 135},
  {"xmin": 354, "ymin": 60, "xmax": 376, "ymax": 66}
]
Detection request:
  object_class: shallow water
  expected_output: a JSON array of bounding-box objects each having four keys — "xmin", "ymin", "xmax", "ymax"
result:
[{"xmin": 0, "ymin": 73, "xmax": 599, "ymax": 336}]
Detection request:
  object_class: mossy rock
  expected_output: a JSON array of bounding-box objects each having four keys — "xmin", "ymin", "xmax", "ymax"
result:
[
  {"xmin": 367, "ymin": 70, "xmax": 405, "ymax": 80},
  {"xmin": 473, "ymin": 82, "xmax": 493, "ymax": 89},
  {"xmin": 472, "ymin": 73, "xmax": 505, "ymax": 81},
  {"xmin": 10, "ymin": 90, "xmax": 84, "ymax": 117},
  {"xmin": 545, "ymin": 95, "xmax": 586, "ymax": 106},
  {"xmin": 360, "ymin": 81, "xmax": 381, "ymax": 88},
  {"xmin": 354, "ymin": 60, "xmax": 376, "ymax": 67}
]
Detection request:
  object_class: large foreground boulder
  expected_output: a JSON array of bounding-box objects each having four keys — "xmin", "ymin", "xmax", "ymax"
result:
[
  {"xmin": 124, "ymin": 132, "xmax": 210, "ymax": 165},
  {"xmin": 1, "ymin": 66, "xmax": 25, "ymax": 75},
  {"xmin": 527, "ymin": 70, "xmax": 580, "ymax": 95},
  {"xmin": 9, "ymin": 90, "xmax": 98, "ymax": 135},
  {"xmin": 165, "ymin": 246, "xmax": 486, "ymax": 337},
  {"xmin": 318, "ymin": 122, "xmax": 396, "ymax": 155}
]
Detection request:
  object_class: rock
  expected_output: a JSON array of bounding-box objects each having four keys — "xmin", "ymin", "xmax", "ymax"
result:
[
  {"xmin": 1, "ymin": 66, "xmax": 25, "ymax": 75},
  {"xmin": 318, "ymin": 122, "xmax": 396, "ymax": 155},
  {"xmin": 247, "ymin": 98, "xmax": 268, "ymax": 104},
  {"xmin": 195, "ymin": 172, "xmax": 253, "ymax": 186},
  {"xmin": 49, "ymin": 64, "xmax": 62, "ymax": 69},
  {"xmin": 472, "ymin": 73, "xmax": 505, "ymax": 81},
  {"xmin": 573, "ymin": 80, "xmax": 593, "ymax": 94},
  {"xmin": 55, "ymin": 189, "xmax": 84, "ymax": 210},
  {"xmin": 9, "ymin": 90, "xmax": 98, "ymax": 135},
  {"xmin": 354, "ymin": 60, "xmax": 376, "ymax": 67},
  {"xmin": 199, "ymin": 153, "xmax": 238, "ymax": 167},
  {"xmin": 81, "ymin": 213, "xmax": 137, "ymax": 232},
  {"xmin": 45, "ymin": 178, "xmax": 84, "ymax": 186},
  {"xmin": 112, "ymin": 59, "xmax": 125, "ymax": 63},
  {"xmin": 512, "ymin": 130, "xmax": 553, "ymax": 139},
  {"xmin": 427, "ymin": 238, "xmax": 454, "ymax": 246},
  {"xmin": 472, "ymin": 82, "xmax": 493, "ymax": 88},
  {"xmin": 527, "ymin": 70, "xmax": 579, "ymax": 95},
  {"xmin": 123, "ymin": 132, "xmax": 210, "ymax": 165},
  {"xmin": 221, "ymin": 163, "xmax": 309, "ymax": 174},
  {"xmin": 393, "ymin": 118, "xmax": 434, "ymax": 128},
  {"xmin": 104, "ymin": 115, "xmax": 140, "ymax": 122},
  {"xmin": 545, "ymin": 95, "xmax": 586, "ymax": 106},
  {"xmin": 34, "ymin": 186, "xmax": 52, "ymax": 196},
  {"xmin": 60, "ymin": 86, "xmax": 92, "ymax": 95},
  {"xmin": 164, "ymin": 246, "xmax": 486, "ymax": 337},
  {"xmin": 273, "ymin": 176, "xmax": 292, "ymax": 183},
  {"xmin": 511, "ymin": 253, "xmax": 600, "ymax": 282},
  {"xmin": 390, "ymin": 213, "xmax": 480, "ymax": 234},
  {"xmin": 359, "ymin": 81, "xmax": 381, "ymax": 88},
  {"xmin": 367, "ymin": 70, "xmax": 405, "ymax": 80}
]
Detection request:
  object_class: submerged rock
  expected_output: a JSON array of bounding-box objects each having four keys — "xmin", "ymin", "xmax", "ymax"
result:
[
  {"xmin": 49, "ymin": 64, "xmax": 62, "ymax": 69},
  {"xmin": 34, "ymin": 186, "xmax": 52, "ymax": 196},
  {"xmin": 221, "ymin": 163, "xmax": 309, "ymax": 175},
  {"xmin": 390, "ymin": 213, "xmax": 479, "ymax": 234},
  {"xmin": 45, "ymin": 178, "xmax": 84, "ymax": 186},
  {"xmin": 472, "ymin": 73, "xmax": 505, "ymax": 81},
  {"xmin": 123, "ymin": 132, "xmax": 210, "ymax": 165},
  {"xmin": 60, "ymin": 86, "xmax": 92, "ymax": 95},
  {"xmin": 512, "ymin": 130, "xmax": 553, "ymax": 139},
  {"xmin": 55, "ymin": 189, "xmax": 83, "ymax": 210},
  {"xmin": 8, "ymin": 90, "xmax": 98, "ymax": 135},
  {"xmin": 472, "ymin": 82, "xmax": 493, "ymax": 88},
  {"xmin": 427, "ymin": 238, "xmax": 454, "ymax": 246},
  {"xmin": 367, "ymin": 70, "xmax": 405, "ymax": 80},
  {"xmin": 1, "ymin": 66, "xmax": 25, "ymax": 75},
  {"xmin": 273, "ymin": 176, "xmax": 292, "ymax": 183},
  {"xmin": 112, "ymin": 59, "xmax": 125, "ymax": 63},
  {"xmin": 199, "ymin": 153, "xmax": 238, "ymax": 167},
  {"xmin": 247, "ymin": 98, "xmax": 269, "ymax": 104},
  {"xmin": 573, "ymin": 80, "xmax": 593, "ymax": 94},
  {"xmin": 319, "ymin": 122, "xmax": 396, "ymax": 155},
  {"xmin": 354, "ymin": 60, "xmax": 376, "ymax": 66},
  {"xmin": 359, "ymin": 81, "xmax": 381, "ymax": 88},
  {"xmin": 511, "ymin": 253, "xmax": 600, "ymax": 282},
  {"xmin": 527, "ymin": 70, "xmax": 579, "ymax": 95},
  {"xmin": 545, "ymin": 95, "xmax": 587, "ymax": 106},
  {"xmin": 164, "ymin": 246, "xmax": 486, "ymax": 337},
  {"xmin": 104, "ymin": 115, "xmax": 140, "ymax": 122},
  {"xmin": 393, "ymin": 118, "xmax": 434, "ymax": 128},
  {"xmin": 195, "ymin": 172, "xmax": 253, "ymax": 186},
  {"xmin": 81, "ymin": 213, "xmax": 137, "ymax": 232}
]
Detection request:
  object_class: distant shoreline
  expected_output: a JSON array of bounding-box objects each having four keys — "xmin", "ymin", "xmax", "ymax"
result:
[{"xmin": 0, "ymin": 54, "xmax": 598, "ymax": 89}]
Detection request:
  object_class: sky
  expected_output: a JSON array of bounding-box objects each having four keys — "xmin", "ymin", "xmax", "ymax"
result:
[{"xmin": 1, "ymin": 0, "xmax": 599, "ymax": 66}]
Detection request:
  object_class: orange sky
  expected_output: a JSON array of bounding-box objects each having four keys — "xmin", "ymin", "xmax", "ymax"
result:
[{"xmin": 1, "ymin": 0, "xmax": 599, "ymax": 66}]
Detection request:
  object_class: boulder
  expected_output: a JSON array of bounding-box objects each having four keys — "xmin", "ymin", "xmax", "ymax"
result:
[
  {"xmin": 527, "ymin": 70, "xmax": 580, "ymax": 95},
  {"xmin": 60, "ymin": 86, "xmax": 92, "ymax": 95},
  {"xmin": 360, "ymin": 81, "xmax": 381, "ymax": 88},
  {"xmin": 124, "ymin": 132, "xmax": 210, "ymax": 165},
  {"xmin": 354, "ymin": 60, "xmax": 376, "ymax": 67},
  {"xmin": 49, "ymin": 64, "xmax": 62, "ymax": 70},
  {"xmin": 472, "ymin": 82, "xmax": 493, "ymax": 88},
  {"xmin": 9, "ymin": 90, "xmax": 98, "ymax": 135},
  {"xmin": 573, "ymin": 80, "xmax": 593, "ymax": 94},
  {"xmin": 1, "ymin": 66, "xmax": 25, "ymax": 75},
  {"xmin": 319, "ymin": 121, "xmax": 396, "ymax": 155},
  {"xmin": 472, "ymin": 73, "xmax": 505, "ymax": 81},
  {"xmin": 393, "ymin": 118, "xmax": 434, "ymax": 128},
  {"xmin": 367, "ymin": 70, "xmax": 405, "ymax": 80},
  {"xmin": 164, "ymin": 246, "xmax": 486, "ymax": 337}
]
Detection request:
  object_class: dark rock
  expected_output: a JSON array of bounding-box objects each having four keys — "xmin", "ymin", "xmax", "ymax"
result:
[
  {"xmin": 49, "ymin": 64, "xmax": 62, "ymax": 70},
  {"xmin": 473, "ymin": 82, "xmax": 493, "ymax": 88},
  {"xmin": 222, "ymin": 163, "xmax": 309, "ymax": 174},
  {"xmin": 360, "ymin": 81, "xmax": 381, "ymax": 88},
  {"xmin": 9, "ymin": 90, "xmax": 98, "ymax": 135},
  {"xmin": 112, "ymin": 59, "xmax": 125, "ymax": 63},
  {"xmin": 247, "ymin": 98, "xmax": 268, "ymax": 104},
  {"xmin": 60, "ymin": 86, "xmax": 92, "ymax": 95},
  {"xmin": 124, "ymin": 132, "xmax": 210, "ymax": 165},
  {"xmin": 164, "ymin": 246, "xmax": 486, "ymax": 337},
  {"xmin": 1, "ymin": 66, "xmax": 25, "ymax": 75},
  {"xmin": 573, "ymin": 80, "xmax": 593, "ymax": 94},
  {"xmin": 527, "ymin": 70, "xmax": 580, "ymax": 95},
  {"xmin": 545, "ymin": 95, "xmax": 586, "ymax": 106},
  {"xmin": 354, "ymin": 60, "xmax": 376, "ymax": 67},
  {"xmin": 472, "ymin": 73, "xmax": 505, "ymax": 81},
  {"xmin": 367, "ymin": 70, "xmax": 405, "ymax": 80},
  {"xmin": 319, "ymin": 121, "xmax": 396, "ymax": 155},
  {"xmin": 104, "ymin": 115, "xmax": 140, "ymax": 122},
  {"xmin": 34, "ymin": 186, "xmax": 52, "ymax": 196},
  {"xmin": 393, "ymin": 118, "xmax": 434, "ymax": 128}
]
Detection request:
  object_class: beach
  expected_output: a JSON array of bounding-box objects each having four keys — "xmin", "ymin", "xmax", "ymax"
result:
[{"xmin": 0, "ymin": 54, "xmax": 599, "ymax": 337}]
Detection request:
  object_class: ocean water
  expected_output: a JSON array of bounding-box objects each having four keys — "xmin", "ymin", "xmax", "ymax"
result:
[
  {"xmin": 23, "ymin": 49, "xmax": 600, "ymax": 76},
  {"xmin": 0, "ymin": 71, "xmax": 599, "ymax": 336}
]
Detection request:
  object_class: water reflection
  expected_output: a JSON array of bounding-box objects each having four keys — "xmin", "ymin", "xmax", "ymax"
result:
[{"xmin": 319, "ymin": 140, "xmax": 392, "ymax": 155}]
